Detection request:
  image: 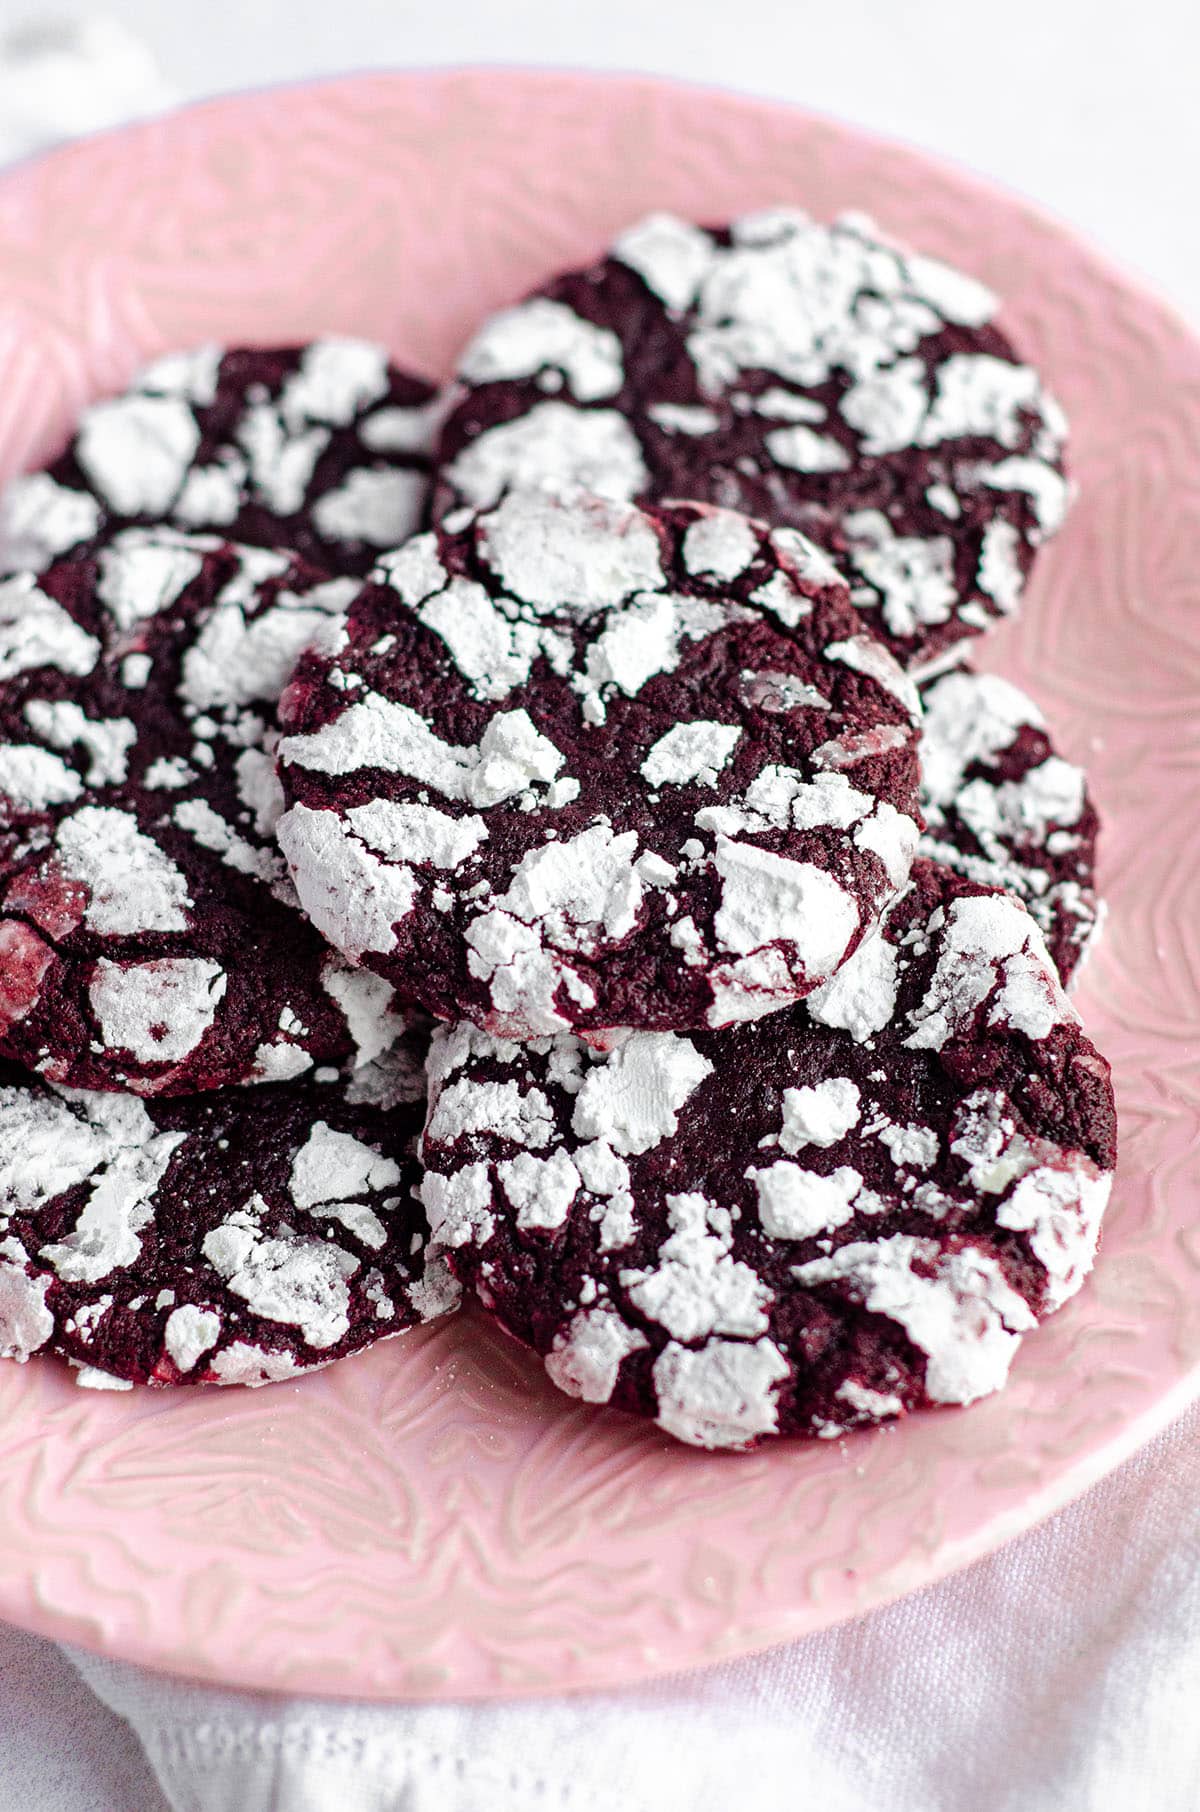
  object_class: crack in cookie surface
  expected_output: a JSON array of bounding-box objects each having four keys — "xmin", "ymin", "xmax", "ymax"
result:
[
  {"xmin": 0, "ymin": 529, "xmax": 406, "ymax": 1092},
  {"xmin": 0, "ymin": 339, "xmax": 439, "ymax": 579},
  {"xmin": 0, "ymin": 1021, "xmax": 458, "ymax": 1388},
  {"xmin": 275, "ymin": 490, "xmax": 923, "ymax": 1039},
  {"xmin": 420, "ymin": 861, "xmax": 1116, "ymax": 1449},
  {"xmin": 434, "ymin": 210, "xmax": 1068, "ymax": 669},
  {"xmin": 916, "ymin": 666, "xmax": 1101, "ymax": 984}
]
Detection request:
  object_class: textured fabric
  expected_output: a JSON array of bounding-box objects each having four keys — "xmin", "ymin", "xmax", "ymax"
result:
[
  {"xmin": 62, "ymin": 1399, "xmax": 1200, "ymax": 1812},
  {"xmin": 0, "ymin": 15, "xmax": 173, "ymax": 162},
  {"xmin": 0, "ymin": 1625, "xmax": 167, "ymax": 1812}
]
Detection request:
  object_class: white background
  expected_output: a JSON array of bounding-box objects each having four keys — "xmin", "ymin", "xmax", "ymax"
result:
[{"xmin": 0, "ymin": 5, "xmax": 1193, "ymax": 1808}]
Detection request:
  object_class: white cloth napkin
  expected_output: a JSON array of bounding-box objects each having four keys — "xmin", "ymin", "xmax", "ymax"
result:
[
  {"xmin": 2, "ymin": 17, "xmax": 1197, "ymax": 1812},
  {"xmin": 61, "ymin": 1397, "xmax": 1200, "ymax": 1812},
  {"xmin": 0, "ymin": 14, "xmax": 174, "ymax": 162}
]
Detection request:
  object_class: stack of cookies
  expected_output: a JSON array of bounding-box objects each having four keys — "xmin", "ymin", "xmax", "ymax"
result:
[{"xmin": 0, "ymin": 210, "xmax": 1117, "ymax": 1449}]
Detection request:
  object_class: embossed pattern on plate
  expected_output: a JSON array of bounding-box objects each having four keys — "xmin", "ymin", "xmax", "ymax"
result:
[{"xmin": 0, "ymin": 69, "xmax": 1196, "ymax": 1701}]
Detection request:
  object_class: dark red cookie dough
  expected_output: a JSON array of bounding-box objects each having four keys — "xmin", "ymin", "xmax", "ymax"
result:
[
  {"xmin": 0, "ymin": 1023, "xmax": 459, "ymax": 1388},
  {"xmin": 918, "ymin": 666, "xmax": 1101, "ymax": 984},
  {"xmin": 275, "ymin": 489, "xmax": 924, "ymax": 1040},
  {"xmin": 419, "ymin": 861, "xmax": 1116, "ymax": 1449},
  {"xmin": 0, "ymin": 340, "xmax": 438, "ymax": 579},
  {"xmin": 433, "ymin": 210, "xmax": 1070, "ymax": 670},
  {"xmin": 0, "ymin": 529, "xmax": 407, "ymax": 1093}
]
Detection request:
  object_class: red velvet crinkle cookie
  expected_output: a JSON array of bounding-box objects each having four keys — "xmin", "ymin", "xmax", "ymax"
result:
[
  {"xmin": 918, "ymin": 667, "xmax": 1101, "ymax": 984},
  {"xmin": 433, "ymin": 210, "xmax": 1070, "ymax": 669},
  {"xmin": 0, "ymin": 529, "xmax": 409, "ymax": 1094},
  {"xmin": 0, "ymin": 339, "xmax": 438, "ymax": 579},
  {"xmin": 420, "ymin": 862, "xmax": 1116, "ymax": 1450},
  {"xmin": 0, "ymin": 1024, "xmax": 459, "ymax": 1388},
  {"xmin": 275, "ymin": 489, "xmax": 924, "ymax": 1040}
]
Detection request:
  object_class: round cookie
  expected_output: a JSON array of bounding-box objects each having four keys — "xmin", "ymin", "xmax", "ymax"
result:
[
  {"xmin": 0, "ymin": 339, "xmax": 439, "ymax": 579},
  {"xmin": 275, "ymin": 489, "xmax": 923, "ymax": 1041},
  {"xmin": 918, "ymin": 666, "xmax": 1101, "ymax": 983},
  {"xmin": 420, "ymin": 861, "xmax": 1116, "ymax": 1449},
  {"xmin": 0, "ymin": 528, "xmax": 408, "ymax": 1094},
  {"xmin": 0, "ymin": 1023, "xmax": 459, "ymax": 1388},
  {"xmin": 433, "ymin": 209, "xmax": 1070, "ymax": 670}
]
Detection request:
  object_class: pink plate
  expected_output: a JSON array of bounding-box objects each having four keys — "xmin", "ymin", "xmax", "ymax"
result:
[{"xmin": 0, "ymin": 68, "xmax": 1198, "ymax": 1702}]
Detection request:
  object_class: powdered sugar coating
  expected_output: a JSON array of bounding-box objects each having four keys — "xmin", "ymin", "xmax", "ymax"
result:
[
  {"xmin": 0, "ymin": 1022, "xmax": 458, "ymax": 1388},
  {"xmin": 0, "ymin": 530, "xmax": 403, "ymax": 1093},
  {"xmin": 276, "ymin": 492, "xmax": 923, "ymax": 1039},
  {"xmin": 420, "ymin": 862, "xmax": 1115, "ymax": 1448},
  {"xmin": 0, "ymin": 340, "xmax": 438, "ymax": 579},
  {"xmin": 434, "ymin": 210, "xmax": 1069, "ymax": 669},
  {"xmin": 917, "ymin": 666, "xmax": 1101, "ymax": 983}
]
